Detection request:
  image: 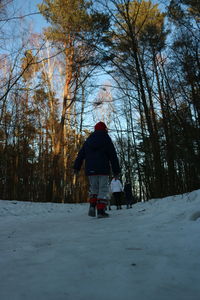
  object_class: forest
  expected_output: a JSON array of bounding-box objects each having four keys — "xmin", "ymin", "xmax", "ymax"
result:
[{"xmin": 0, "ymin": 0, "xmax": 199, "ymax": 203}]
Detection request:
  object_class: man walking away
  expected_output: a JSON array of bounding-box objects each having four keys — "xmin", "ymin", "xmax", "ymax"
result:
[{"xmin": 73, "ymin": 122, "xmax": 120, "ymax": 218}]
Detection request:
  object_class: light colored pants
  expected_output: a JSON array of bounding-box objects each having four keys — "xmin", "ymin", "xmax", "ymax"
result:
[{"xmin": 88, "ymin": 175, "xmax": 109, "ymax": 200}]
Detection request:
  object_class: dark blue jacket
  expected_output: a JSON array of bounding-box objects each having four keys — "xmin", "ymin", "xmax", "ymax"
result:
[{"xmin": 73, "ymin": 130, "xmax": 120, "ymax": 176}]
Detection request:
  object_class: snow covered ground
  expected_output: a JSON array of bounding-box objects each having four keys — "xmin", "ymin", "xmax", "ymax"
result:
[{"xmin": 0, "ymin": 189, "xmax": 200, "ymax": 300}]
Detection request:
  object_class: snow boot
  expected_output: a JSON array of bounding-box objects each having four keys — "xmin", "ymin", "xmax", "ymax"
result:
[
  {"xmin": 97, "ymin": 209, "xmax": 109, "ymax": 218},
  {"xmin": 97, "ymin": 200, "xmax": 109, "ymax": 218},
  {"xmin": 88, "ymin": 204, "xmax": 96, "ymax": 217},
  {"xmin": 88, "ymin": 195, "xmax": 97, "ymax": 217}
]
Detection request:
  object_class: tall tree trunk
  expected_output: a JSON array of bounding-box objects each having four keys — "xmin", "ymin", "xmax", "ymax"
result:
[
  {"xmin": 52, "ymin": 38, "xmax": 74, "ymax": 202},
  {"xmin": 153, "ymin": 54, "xmax": 176, "ymax": 195},
  {"xmin": 133, "ymin": 46, "xmax": 163, "ymax": 197}
]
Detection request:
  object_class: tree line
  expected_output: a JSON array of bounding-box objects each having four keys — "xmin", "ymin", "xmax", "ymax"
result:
[{"xmin": 0, "ymin": 0, "xmax": 199, "ymax": 203}]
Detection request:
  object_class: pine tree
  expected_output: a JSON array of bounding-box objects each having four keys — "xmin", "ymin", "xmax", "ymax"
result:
[{"xmin": 38, "ymin": 0, "xmax": 110, "ymax": 202}]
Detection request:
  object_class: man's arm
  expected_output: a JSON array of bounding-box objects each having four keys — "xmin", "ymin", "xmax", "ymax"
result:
[{"xmin": 107, "ymin": 137, "xmax": 120, "ymax": 175}]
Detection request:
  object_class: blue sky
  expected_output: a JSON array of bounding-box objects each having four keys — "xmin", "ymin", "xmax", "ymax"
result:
[{"xmin": 12, "ymin": 0, "xmax": 48, "ymax": 33}]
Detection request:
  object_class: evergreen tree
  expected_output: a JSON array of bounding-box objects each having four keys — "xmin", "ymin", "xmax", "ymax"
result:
[{"xmin": 38, "ymin": 0, "xmax": 110, "ymax": 202}]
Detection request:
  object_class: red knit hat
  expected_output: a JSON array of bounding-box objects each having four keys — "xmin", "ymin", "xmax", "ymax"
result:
[{"xmin": 94, "ymin": 121, "xmax": 107, "ymax": 131}]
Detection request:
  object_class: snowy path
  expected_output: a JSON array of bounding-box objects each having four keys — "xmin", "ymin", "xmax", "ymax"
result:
[{"xmin": 0, "ymin": 192, "xmax": 200, "ymax": 300}]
